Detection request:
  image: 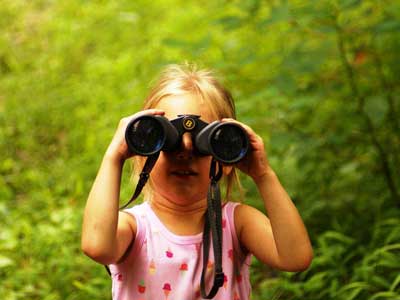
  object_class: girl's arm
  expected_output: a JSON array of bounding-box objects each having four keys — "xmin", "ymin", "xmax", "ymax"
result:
[
  {"xmin": 81, "ymin": 109, "xmax": 164, "ymax": 265},
  {"xmin": 81, "ymin": 152, "xmax": 136, "ymax": 265},
  {"xmin": 235, "ymin": 170, "xmax": 313, "ymax": 271},
  {"xmin": 225, "ymin": 119, "xmax": 313, "ymax": 271}
]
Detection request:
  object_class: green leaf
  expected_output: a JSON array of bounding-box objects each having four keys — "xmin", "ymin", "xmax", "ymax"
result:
[
  {"xmin": 370, "ymin": 291, "xmax": 400, "ymax": 300},
  {"xmin": 217, "ymin": 16, "xmax": 243, "ymax": 30},
  {"xmin": 369, "ymin": 275, "xmax": 392, "ymax": 290},
  {"xmin": 341, "ymin": 0, "xmax": 362, "ymax": 10},
  {"xmin": 0, "ymin": 255, "xmax": 14, "ymax": 268},
  {"xmin": 373, "ymin": 19, "xmax": 400, "ymax": 34},
  {"xmin": 162, "ymin": 38, "xmax": 190, "ymax": 48},
  {"xmin": 364, "ymin": 95, "xmax": 388, "ymax": 126},
  {"xmin": 320, "ymin": 231, "xmax": 355, "ymax": 245},
  {"xmin": 303, "ymin": 272, "xmax": 329, "ymax": 292},
  {"xmin": 262, "ymin": 3, "xmax": 290, "ymax": 26},
  {"xmin": 390, "ymin": 274, "xmax": 400, "ymax": 292}
]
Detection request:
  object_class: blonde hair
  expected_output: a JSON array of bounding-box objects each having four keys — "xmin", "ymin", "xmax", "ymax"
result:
[{"xmin": 133, "ymin": 63, "xmax": 243, "ymax": 202}]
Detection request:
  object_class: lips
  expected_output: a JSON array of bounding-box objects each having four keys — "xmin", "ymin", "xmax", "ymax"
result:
[{"xmin": 171, "ymin": 169, "xmax": 197, "ymax": 177}]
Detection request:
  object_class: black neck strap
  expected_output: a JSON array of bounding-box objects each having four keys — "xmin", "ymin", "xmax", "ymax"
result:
[
  {"xmin": 119, "ymin": 152, "xmax": 160, "ymax": 210},
  {"xmin": 200, "ymin": 159, "xmax": 225, "ymax": 299}
]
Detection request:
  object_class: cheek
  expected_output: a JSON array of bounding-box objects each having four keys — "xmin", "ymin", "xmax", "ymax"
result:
[
  {"xmin": 149, "ymin": 157, "xmax": 167, "ymax": 183},
  {"xmin": 199, "ymin": 158, "xmax": 212, "ymax": 176}
]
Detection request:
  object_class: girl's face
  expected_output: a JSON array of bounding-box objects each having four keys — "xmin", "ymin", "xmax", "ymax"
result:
[{"xmin": 150, "ymin": 93, "xmax": 215, "ymax": 206}]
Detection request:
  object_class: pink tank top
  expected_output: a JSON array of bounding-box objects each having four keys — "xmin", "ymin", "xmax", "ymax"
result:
[{"xmin": 109, "ymin": 201, "xmax": 252, "ymax": 300}]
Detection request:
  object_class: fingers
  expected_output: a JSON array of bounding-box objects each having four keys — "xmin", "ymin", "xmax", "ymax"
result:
[
  {"xmin": 136, "ymin": 108, "xmax": 165, "ymax": 117},
  {"xmin": 221, "ymin": 118, "xmax": 253, "ymax": 133},
  {"xmin": 221, "ymin": 118, "xmax": 269, "ymax": 179},
  {"xmin": 119, "ymin": 109, "xmax": 165, "ymax": 128},
  {"xmin": 124, "ymin": 109, "xmax": 165, "ymax": 122},
  {"xmin": 221, "ymin": 118, "xmax": 263, "ymax": 146}
]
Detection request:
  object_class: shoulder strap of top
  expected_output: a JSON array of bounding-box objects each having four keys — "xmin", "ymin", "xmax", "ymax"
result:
[
  {"xmin": 224, "ymin": 202, "xmax": 247, "ymax": 261},
  {"xmin": 105, "ymin": 203, "xmax": 148, "ymax": 275},
  {"xmin": 122, "ymin": 203, "xmax": 147, "ymax": 253}
]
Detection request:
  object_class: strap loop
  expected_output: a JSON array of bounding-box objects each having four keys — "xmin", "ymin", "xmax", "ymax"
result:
[
  {"xmin": 200, "ymin": 159, "xmax": 225, "ymax": 299},
  {"xmin": 214, "ymin": 272, "xmax": 225, "ymax": 288}
]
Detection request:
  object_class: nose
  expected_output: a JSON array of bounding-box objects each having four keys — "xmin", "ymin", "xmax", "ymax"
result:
[{"xmin": 177, "ymin": 132, "xmax": 194, "ymax": 159}]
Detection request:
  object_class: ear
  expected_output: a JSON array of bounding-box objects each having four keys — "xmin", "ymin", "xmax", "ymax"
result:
[{"xmin": 222, "ymin": 165, "xmax": 233, "ymax": 176}]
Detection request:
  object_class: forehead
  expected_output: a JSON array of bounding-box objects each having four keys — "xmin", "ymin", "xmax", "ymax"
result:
[{"xmin": 155, "ymin": 94, "xmax": 215, "ymax": 122}]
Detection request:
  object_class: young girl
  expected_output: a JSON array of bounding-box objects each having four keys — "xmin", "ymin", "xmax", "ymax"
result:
[{"xmin": 81, "ymin": 64, "xmax": 313, "ymax": 300}]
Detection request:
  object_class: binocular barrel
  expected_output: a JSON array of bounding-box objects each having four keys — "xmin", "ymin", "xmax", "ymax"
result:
[
  {"xmin": 195, "ymin": 121, "xmax": 249, "ymax": 164},
  {"xmin": 125, "ymin": 115, "xmax": 249, "ymax": 164},
  {"xmin": 125, "ymin": 115, "xmax": 179, "ymax": 156}
]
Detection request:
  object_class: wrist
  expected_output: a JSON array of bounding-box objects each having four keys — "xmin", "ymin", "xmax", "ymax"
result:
[
  {"xmin": 104, "ymin": 149, "xmax": 126, "ymax": 166},
  {"xmin": 253, "ymin": 166, "xmax": 276, "ymax": 186}
]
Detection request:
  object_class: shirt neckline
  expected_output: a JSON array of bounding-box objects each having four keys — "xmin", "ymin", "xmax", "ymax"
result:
[{"xmin": 144, "ymin": 201, "xmax": 204, "ymax": 245}]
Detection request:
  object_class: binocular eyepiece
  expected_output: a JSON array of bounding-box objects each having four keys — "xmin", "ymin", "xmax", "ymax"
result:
[{"xmin": 125, "ymin": 114, "xmax": 249, "ymax": 164}]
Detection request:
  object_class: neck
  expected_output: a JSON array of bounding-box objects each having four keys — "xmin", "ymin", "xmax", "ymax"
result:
[
  {"xmin": 149, "ymin": 191, "xmax": 207, "ymax": 235},
  {"xmin": 150, "ymin": 191, "xmax": 207, "ymax": 215}
]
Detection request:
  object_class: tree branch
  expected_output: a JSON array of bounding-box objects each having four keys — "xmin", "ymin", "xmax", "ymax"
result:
[
  {"xmin": 334, "ymin": 22, "xmax": 400, "ymax": 207},
  {"xmin": 372, "ymin": 50, "xmax": 400, "ymax": 137}
]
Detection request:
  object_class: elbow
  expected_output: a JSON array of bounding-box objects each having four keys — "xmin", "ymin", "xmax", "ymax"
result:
[
  {"xmin": 81, "ymin": 239, "xmax": 117, "ymax": 265},
  {"xmin": 276, "ymin": 245, "xmax": 313, "ymax": 272},
  {"xmin": 286, "ymin": 248, "xmax": 314, "ymax": 272},
  {"xmin": 293, "ymin": 251, "xmax": 313, "ymax": 272}
]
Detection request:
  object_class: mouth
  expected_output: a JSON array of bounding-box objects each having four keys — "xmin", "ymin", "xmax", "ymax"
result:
[{"xmin": 171, "ymin": 169, "xmax": 198, "ymax": 177}]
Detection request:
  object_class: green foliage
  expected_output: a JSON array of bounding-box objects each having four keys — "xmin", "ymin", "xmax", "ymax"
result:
[{"xmin": 1, "ymin": 0, "xmax": 399, "ymax": 299}]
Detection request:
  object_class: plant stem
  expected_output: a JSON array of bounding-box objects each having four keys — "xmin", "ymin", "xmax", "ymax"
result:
[{"xmin": 335, "ymin": 22, "xmax": 400, "ymax": 207}]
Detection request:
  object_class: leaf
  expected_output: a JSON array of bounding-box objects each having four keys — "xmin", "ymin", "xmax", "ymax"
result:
[
  {"xmin": 373, "ymin": 19, "xmax": 400, "ymax": 34},
  {"xmin": 336, "ymin": 281, "xmax": 370, "ymax": 300},
  {"xmin": 0, "ymin": 255, "xmax": 14, "ymax": 268},
  {"xmin": 339, "ymin": 281, "xmax": 370, "ymax": 292},
  {"xmin": 73, "ymin": 280, "xmax": 101, "ymax": 296},
  {"xmin": 369, "ymin": 275, "xmax": 392, "ymax": 290},
  {"xmin": 338, "ymin": 161, "xmax": 359, "ymax": 176},
  {"xmin": 390, "ymin": 274, "xmax": 400, "ymax": 292},
  {"xmin": 320, "ymin": 230, "xmax": 355, "ymax": 245},
  {"xmin": 303, "ymin": 272, "xmax": 329, "ymax": 292},
  {"xmin": 370, "ymin": 291, "xmax": 400, "ymax": 300},
  {"xmin": 341, "ymin": 0, "xmax": 362, "ymax": 10},
  {"xmin": 217, "ymin": 16, "xmax": 243, "ymax": 30},
  {"xmin": 373, "ymin": 244, "xmax": 400, "ymax": 256},
  {"xmin": 162, "ymin": 38, "xmax": 190, "ymax": 48},
  {"xmin": 270, "ymin": 131, "xmax": 296, "ymax": 152},
  {"xmin": 1, "ymin": 158, "xmax": 15, "ymax": 172},
  {"xmin": 364, "ymin": 95, "xmax": 388, "ymax": 126},
  {"xmin": 262, "ymin": 3, "xmax": 290, "ymax": 26}
]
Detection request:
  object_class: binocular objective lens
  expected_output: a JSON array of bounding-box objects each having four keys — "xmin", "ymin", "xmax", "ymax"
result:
[
  {"xmin": 210, "ymin": 125, "xmax": 248, "ymax": 163},
  {"xmin": 127, "ymin": 118, "xmax": 165, "ymax": 155}
]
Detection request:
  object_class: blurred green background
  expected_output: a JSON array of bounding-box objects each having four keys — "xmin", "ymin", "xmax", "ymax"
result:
[{"xmin": 1, "ymin": 0, "xmax": 399, "ymax": 299}]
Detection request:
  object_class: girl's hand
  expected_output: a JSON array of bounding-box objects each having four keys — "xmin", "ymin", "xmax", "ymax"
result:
[
  {"xmin": 105, "ymin": 109, "xmax": 165, "ymax": 163},
  {"xmin": 221, "ymin": 118, "xmax": 270, "ymax": 184}
]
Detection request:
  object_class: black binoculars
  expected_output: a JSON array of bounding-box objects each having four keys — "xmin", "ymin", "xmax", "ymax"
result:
[{"xmin": 125, "ymin": 114, "xmax": 249, "ymax": 164}]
